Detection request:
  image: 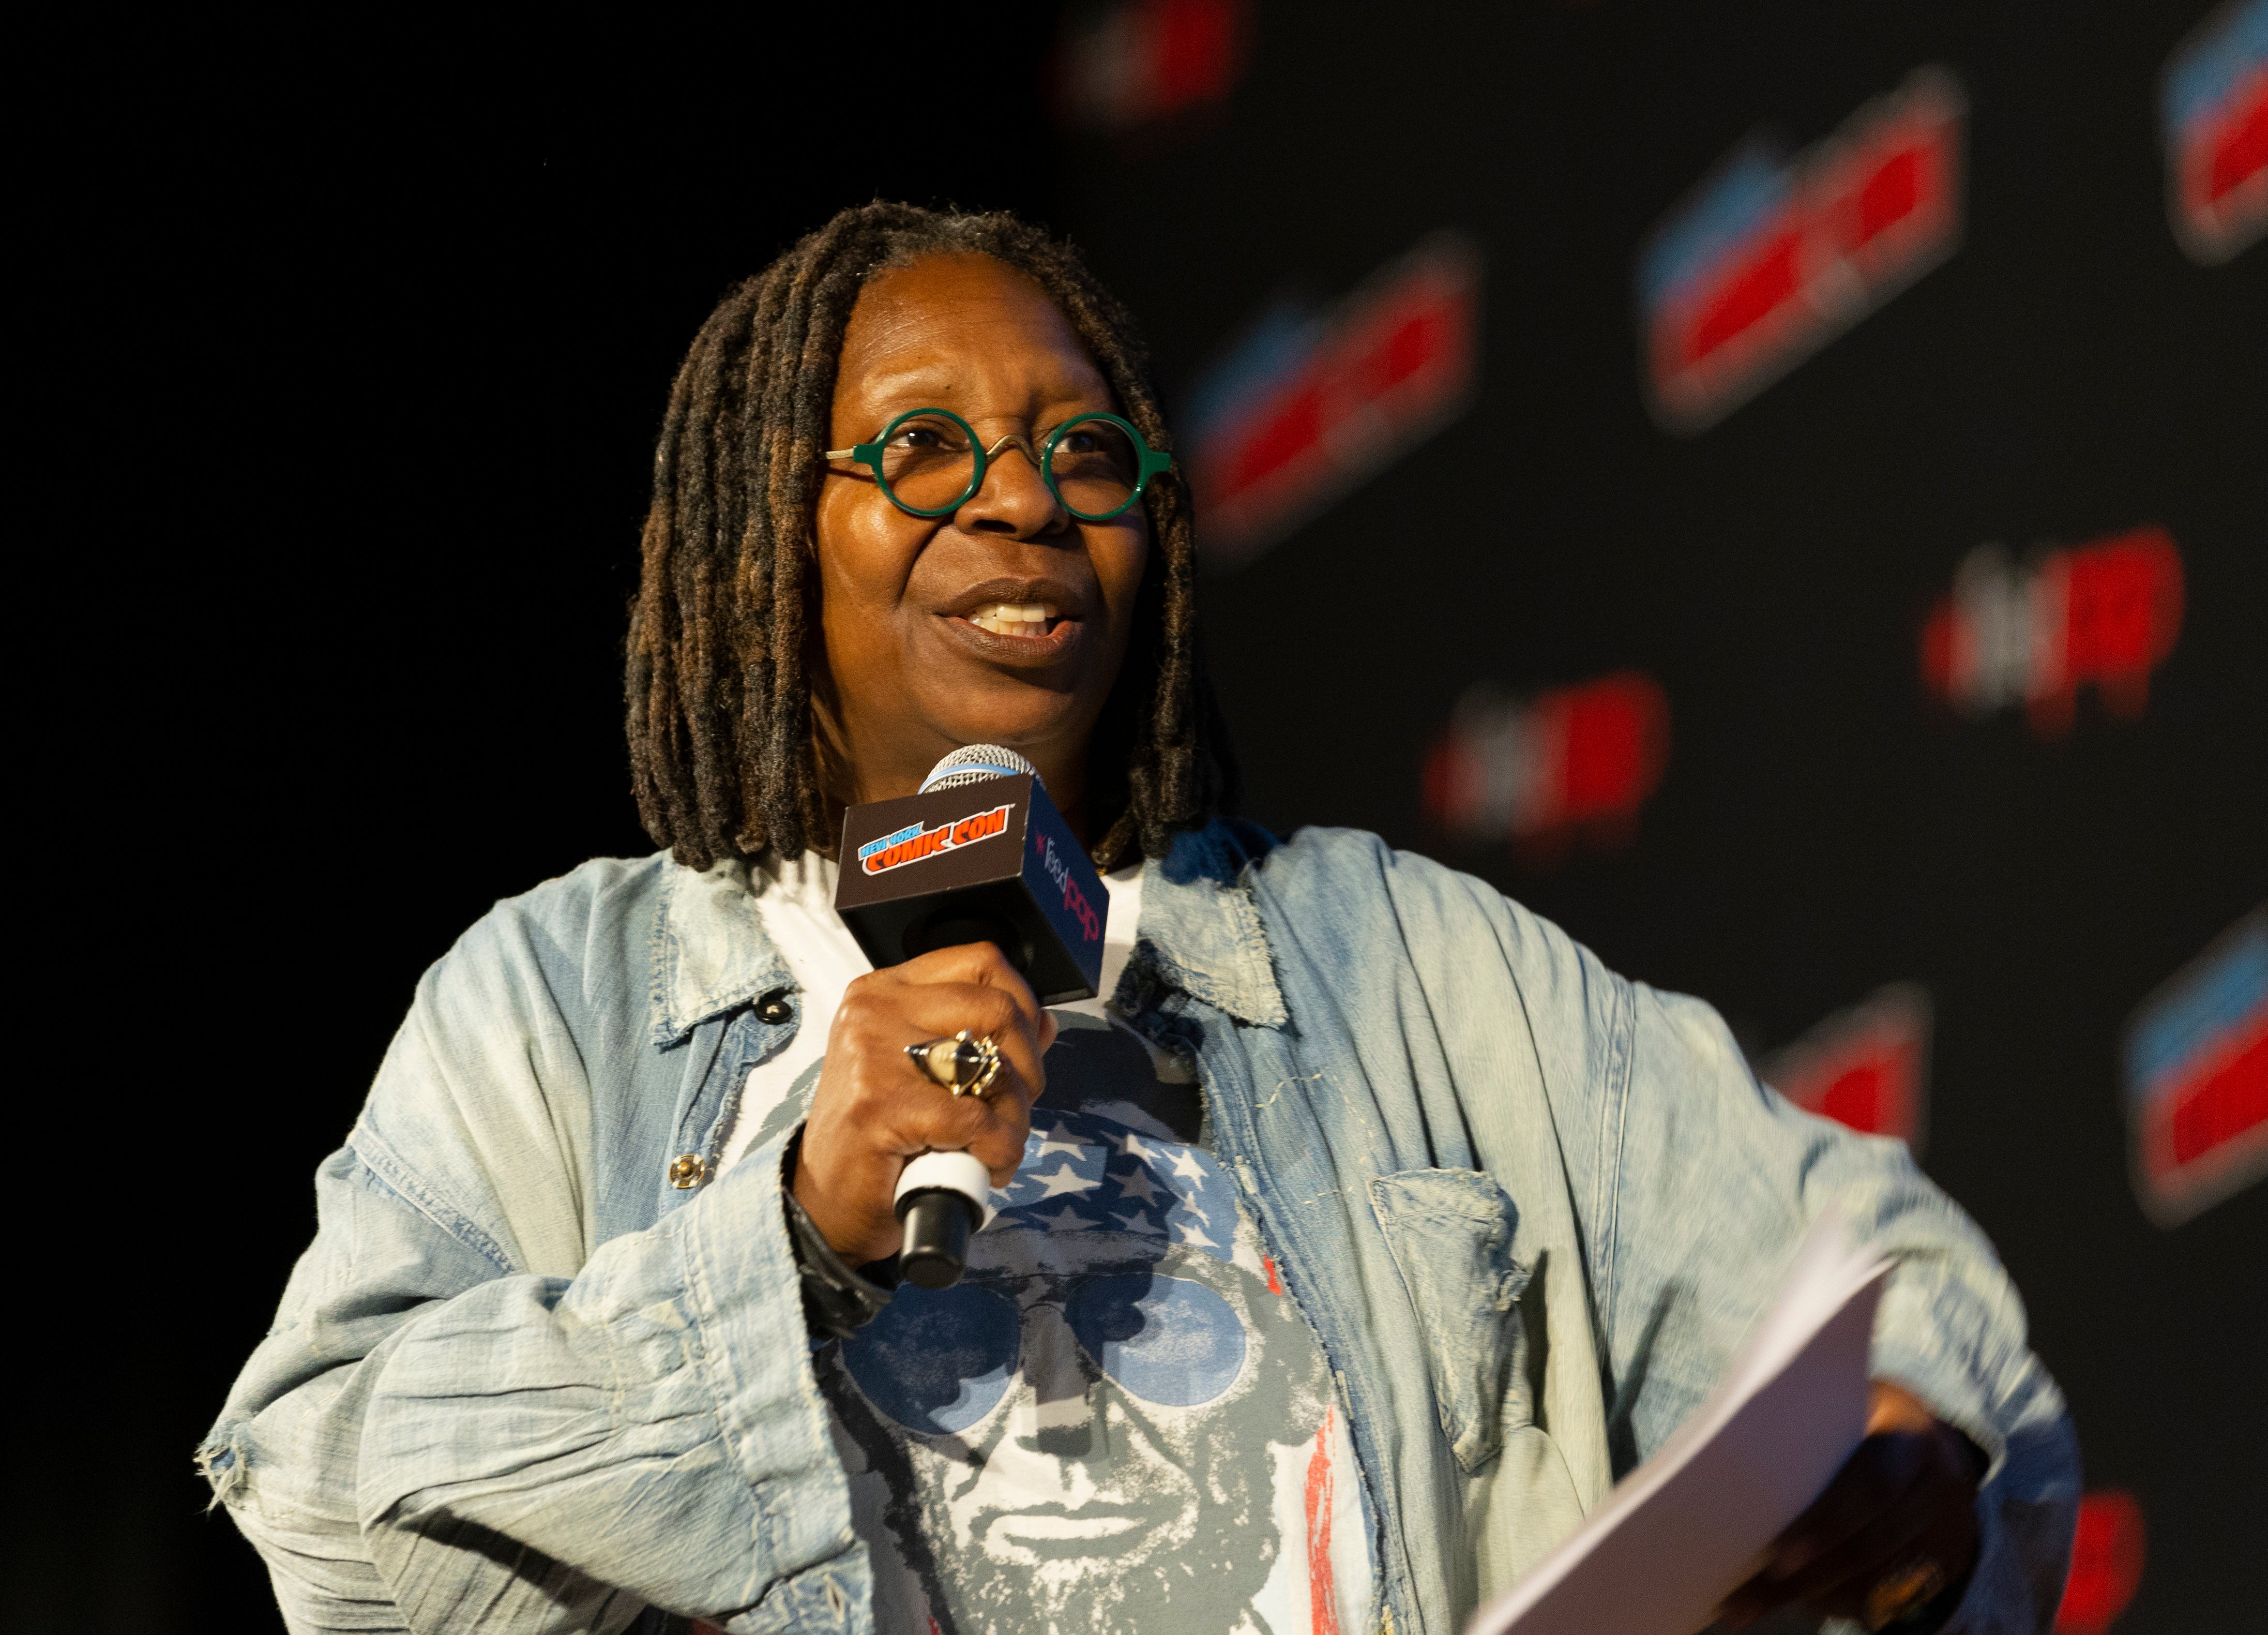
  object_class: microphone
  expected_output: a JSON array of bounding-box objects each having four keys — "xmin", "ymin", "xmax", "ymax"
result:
[{"xmin": 833, "ymin": 744, "xmax": 1110, "ymax": 1287}]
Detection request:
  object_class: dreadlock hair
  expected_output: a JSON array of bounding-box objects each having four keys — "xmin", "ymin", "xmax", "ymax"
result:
[{"xmin": 626, "ymin": 202, "xmax": 1237, "ymax": 874}]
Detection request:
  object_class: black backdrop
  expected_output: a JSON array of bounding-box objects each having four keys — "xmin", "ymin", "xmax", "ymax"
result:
[{"xmin": 49, "ymin": 3, "xmax": 2259, "ymax": 1631}]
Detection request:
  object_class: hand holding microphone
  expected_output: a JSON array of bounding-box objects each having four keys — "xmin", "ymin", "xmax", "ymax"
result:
[
  {"xmin": 789, "ymin": 940, "xmax": 1054, "ymax": 1271},
  {"xmin": 796, "ymin": 744, "xmax": 1107, "ymax": 1288}
]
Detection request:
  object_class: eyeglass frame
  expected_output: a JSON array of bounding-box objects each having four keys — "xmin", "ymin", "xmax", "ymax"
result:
[{"xmin": 823, "ymin": 407, "xmax": 1173, "ymax": 522}]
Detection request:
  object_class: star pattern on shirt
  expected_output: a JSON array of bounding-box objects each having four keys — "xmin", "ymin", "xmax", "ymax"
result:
[
  {"xmin": 988, "ymin": 1109, "xmax": 1235, "ymax": 1264},
  {"xmin": 1035, "ymin": 1121, "xmax": 1092, "ymax": 1160},
  {"xmin": 1112, "ymin": 1165, "xmax": 1161, "ymax": 1204},
  {"xmin": 1031, "ymin": 1162, "xmax": 1101, "ymax": 1198}
]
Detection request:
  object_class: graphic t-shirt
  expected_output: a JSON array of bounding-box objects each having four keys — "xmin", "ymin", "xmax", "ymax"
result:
[{"xmin": 715, "ymin": 854, "xmax": 1373, "ymax": 1635}]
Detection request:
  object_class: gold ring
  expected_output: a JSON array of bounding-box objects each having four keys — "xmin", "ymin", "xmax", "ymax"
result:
[
  {"xmin": 1862, "ymin": 1557, "xmax": 1946, "ymax": 1630},
  {"xmin": 905, "ymin": 1030, "xmax": 1005, "ymax": 1100}
]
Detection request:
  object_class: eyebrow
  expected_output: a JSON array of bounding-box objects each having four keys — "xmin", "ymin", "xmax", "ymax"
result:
[{"xmin": 851, "ymin": 357, "xmax": 1113, "ymax": 408}]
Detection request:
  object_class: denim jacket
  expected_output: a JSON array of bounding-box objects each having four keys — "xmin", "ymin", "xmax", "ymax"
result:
[{"xmin": 200, "ymin": 821, "xmax": 2078, "ymax": 1635}]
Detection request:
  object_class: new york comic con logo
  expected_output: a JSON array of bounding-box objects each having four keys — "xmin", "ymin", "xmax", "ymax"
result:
[
  {"xmin": 2163, "ymin": 0, "xmax": 2268, "ymax": 265},
  {"xmin": 858, "ymin": 804, "xmax": 1013, "ymax": 875},
  {"xmin": 1639, "ymin": 66, "xmax": 1965, "ymax": 433}
]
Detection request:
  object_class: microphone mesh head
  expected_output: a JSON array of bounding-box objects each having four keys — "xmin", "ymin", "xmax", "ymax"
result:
[{"xmin": 920, "ymin": 743, "xmax": 1041, "ymax": 793}]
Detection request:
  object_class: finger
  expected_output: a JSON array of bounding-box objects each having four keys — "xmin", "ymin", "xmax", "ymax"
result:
[
  {"xmin": 1721, "ymin": 1437, "xmax": 1929, "ymax": 1626},
  {"xmin": 1795, "ymin": 1466, "xmax": 1981, "ymax": 1624},
  {"xmin": 891, "ymin": 941, "xmax": 1046, "ymax": 1039},
  {"xmin": 1766, "ymin": 1431, "xmax": 1928, "ymax": 1582},
  {"xmin": 881, "ymin": 1079, "xmax": 1033, "ymax": 1180},
  {"xmin": 965, "ymin": 1101, "xmax": 1037, "ymax": 1186},
  {"xmin": 853, "ymin": 1003, "xmax": 1041, "ymax": 1179},
  {"xmin": 884, "ymin": 980, "xmax": 1048, "ymax": 1102},
  {"xmin": 880, "ymin": 971, "xmax": 1047, "ymax": 1060},
  {"xmin": 1757, "ymin": 1480, "xmax": 1938, "ymax": 1622}
]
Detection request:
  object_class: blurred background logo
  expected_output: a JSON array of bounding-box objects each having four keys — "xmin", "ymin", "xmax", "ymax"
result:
[
  {"xmin": 2124, "ymin": 907, "xmax": 2268, "ymax": 1227},
  {"xmin": 1422, "ymin": 671, "xmax": 1670, "ymax": 863},
  {"xmin": 2053, "ymin": 1490, "xmax": 2148, "ymax": 1635},
  {"xmin": 1054, "ymin": 0, "xmax": 1253, "ymax": 136},
  {"xmin": 1638, "ymin": 66, "xmax": 1965, "ymax": 434},
  {"xmin": 1919, "ymin": 525, "xmax": 2184, "ymax": 737},
  {"xmin": 1183, "ymin": 233, "xmax": 1480, "ymax": 566},
  {"xmin": 1759, "ymin": 984, "xmax": 1932, "ymax": 1153},
  {"xmin": 2163, "ymin": 0, "xmax": 2268, "ymax": 264}
]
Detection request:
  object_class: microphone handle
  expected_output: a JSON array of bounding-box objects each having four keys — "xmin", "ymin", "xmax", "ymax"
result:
[{"xmin": 894, "ymin": 1150, "xmax": 993, "ymax": 1289}]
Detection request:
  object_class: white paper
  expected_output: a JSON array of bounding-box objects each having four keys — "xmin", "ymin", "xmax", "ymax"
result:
[{"xmin": 1465, "ymin": 1207, "xmax": 1894, "ymax": 1635}]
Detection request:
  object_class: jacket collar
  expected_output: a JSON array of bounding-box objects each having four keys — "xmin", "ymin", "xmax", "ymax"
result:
[
  {"xmin": 648, "ymin": 819, "xmax": 1288, "ymax": 1045},
  {"xmin": 1126, "ymin": 820, "xmax": 1289, "ymax": 1029},
  {"xmin": 650, "ymin": 856, "xmax": 796, "ymax": 1045}
]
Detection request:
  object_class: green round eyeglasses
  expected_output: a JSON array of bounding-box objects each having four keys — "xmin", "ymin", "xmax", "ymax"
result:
[{"xmin": 824, "ymin": 408, "xmax": 1173, "ymax": 522}]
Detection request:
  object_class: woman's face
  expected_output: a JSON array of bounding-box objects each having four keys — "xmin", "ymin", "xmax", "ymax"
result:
[{"xmin": 814, "ymin": 252, "xmax": 1152, "ymax": 829}]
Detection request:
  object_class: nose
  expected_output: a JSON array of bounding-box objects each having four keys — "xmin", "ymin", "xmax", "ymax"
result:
[
  {"xmin": 955, "ymin": 433, "xmax": 1069, "ymax": 541},
  {"xmin": 1014, "ymin": 1306, "xmax": 1097, "ymax": 1459}
]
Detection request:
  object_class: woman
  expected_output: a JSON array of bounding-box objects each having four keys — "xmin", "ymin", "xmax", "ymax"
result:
[{"xmin": 201, "ymin": 204, "xmax": 2076, "ymax": 1635}]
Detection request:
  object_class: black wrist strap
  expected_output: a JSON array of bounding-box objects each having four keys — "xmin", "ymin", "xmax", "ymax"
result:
[{"xmin": 781, "ymin": 1130, "xmax": 895, "ymax": 1340}]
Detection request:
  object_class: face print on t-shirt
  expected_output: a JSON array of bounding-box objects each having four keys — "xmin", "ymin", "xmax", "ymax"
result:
[{"xmin": 820, "ymin": 1102, "xmax": 1339, "ymax": 1635}]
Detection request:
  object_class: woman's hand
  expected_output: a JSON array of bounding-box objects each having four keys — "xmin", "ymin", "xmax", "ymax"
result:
[
  {"xmin": 792, "ymin": 942, "xmax": 1057, "ymax": 1265},
  {"xmin": 1719, "ymin": 1381, "xmax": 1984, "ymax": 1630}
]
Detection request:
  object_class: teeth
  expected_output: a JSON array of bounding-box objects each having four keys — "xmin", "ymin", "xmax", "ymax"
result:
[{"xmin": 970, "ymin": 602, "xmax": 1060, "ymax": 637}]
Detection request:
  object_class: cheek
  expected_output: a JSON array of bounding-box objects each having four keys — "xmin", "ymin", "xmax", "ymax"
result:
[
  {"xmin": 815, "ymin": 486, "xmax": 933, "ymax": 655},
  {"xmin": 818, "ymin": 491, "xmax": 895, "ymax": 601},
  {"xmin": 1087, "ymin": 519, "xmax": 1151, "ymax": 634}
]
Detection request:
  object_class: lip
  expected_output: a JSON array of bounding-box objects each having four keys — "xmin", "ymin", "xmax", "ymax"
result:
[
  {"xmin": 979, "ymin": 1506, "xmax": 1155, "ymax": 1557},
  {"xmin": 936, "ymin": 576, "xmax": 1088, "ymax": 623},
  {"xmin": 936, "ymin": 575, "xmax": 1088, "ymax": 665}
]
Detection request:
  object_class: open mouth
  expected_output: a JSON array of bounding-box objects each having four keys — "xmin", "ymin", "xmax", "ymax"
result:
[{"xmin": 964, "ymin": 600, "xmax": 1063, "ymax": 639}]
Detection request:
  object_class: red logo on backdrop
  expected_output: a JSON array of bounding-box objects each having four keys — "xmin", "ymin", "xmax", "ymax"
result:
[
  {"xmin": 1920, "ymin": 525, "xmax": 2184, "ymax": 737},
  {"xmin": 2163, "ymin": 0, "xmax": 2268, "ymax": 264},
  {"xmin": 1053, "ymin": 0, "xmax": 1251, "ymax": 136},
  {"xmin": 1423, "ymin": 671, "xmax": 1669, "ymax": 862},
  {"xmin": 1638, "ymin": 67, "xmax": 1965, "ymax": 433},
  {"xmin": 1760, "ymin": 984, "xmax": 1932, "ymax": 1151},
  {"xmin": 2124, "ymin": 907, "xmax": 2268, "ymax": 1227},
  {"xmin": 1185, "ymin": 234, "xmax": 1481, "ymax": 566},
  {"xmin": 2054, "ymin": 1490, "xmax": 2147, "ymax": 1635}
]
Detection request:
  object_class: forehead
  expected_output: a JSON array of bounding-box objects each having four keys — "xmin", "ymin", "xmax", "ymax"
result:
[{"xmin": 836, "ymin": 251, "xmax": 1109, "ymax": 410}]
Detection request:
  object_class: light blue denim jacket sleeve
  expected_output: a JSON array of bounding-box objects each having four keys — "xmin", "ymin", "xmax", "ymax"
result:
[
  {"xmin": 199, "ymin": 857, "xmax": 866, "ymax": 1634},
  {"xmin": 202, "ymin": 827, "xmax": 2077, "ymax": 1635},
  {"xmin": 1156, "ymin": 824, "xmax": 2078, "ymax": 1635}
]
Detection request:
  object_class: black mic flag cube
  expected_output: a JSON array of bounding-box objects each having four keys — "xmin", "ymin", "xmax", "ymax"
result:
[{"xmin": 833, "ymin": 773, "xmax": 1107, "ymax": 1004}]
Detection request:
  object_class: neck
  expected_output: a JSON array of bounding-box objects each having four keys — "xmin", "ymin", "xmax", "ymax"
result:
[{"xmin": 809, "ymin": 711, "xmax": 1093, "ymax": 857}]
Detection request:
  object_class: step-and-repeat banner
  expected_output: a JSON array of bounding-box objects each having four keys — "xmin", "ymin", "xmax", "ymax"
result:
[{"xmin": 1054, "ymin": 2, "xmax": 2265, "ymax": 1630}]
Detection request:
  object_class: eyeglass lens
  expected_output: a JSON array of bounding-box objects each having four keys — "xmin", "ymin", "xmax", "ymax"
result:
[
  {"xmin": 838, "ymin": 1271, "xmax": 1248, "ymax": 1436},
  {"xmin": 1044, "ymin": 418, "xmax": 1142, "ymax": 520},
  {"xmin": 875, "ymin": 412, "xmax": 982, "ymax": 514}
]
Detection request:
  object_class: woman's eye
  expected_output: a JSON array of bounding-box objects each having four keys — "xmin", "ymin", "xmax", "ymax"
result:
[{"xmin": 891, "ymin": 428, "xmax": 941, "ymax": 449}]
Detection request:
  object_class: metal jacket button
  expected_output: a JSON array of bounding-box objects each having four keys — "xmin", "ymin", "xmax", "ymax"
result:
[
  {"xmin": 755, "ymin": 988, "xmax": 794, "ymax": 1025},
  {"xmin": 668, "ymin": 1153, "xmax": 707, "ymax": 1189}
]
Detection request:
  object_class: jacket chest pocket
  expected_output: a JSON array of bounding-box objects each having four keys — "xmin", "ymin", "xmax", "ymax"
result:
[{"xmin": 1369, "ymin": 1167, "xmax": 1533, "ymax": 1472}]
